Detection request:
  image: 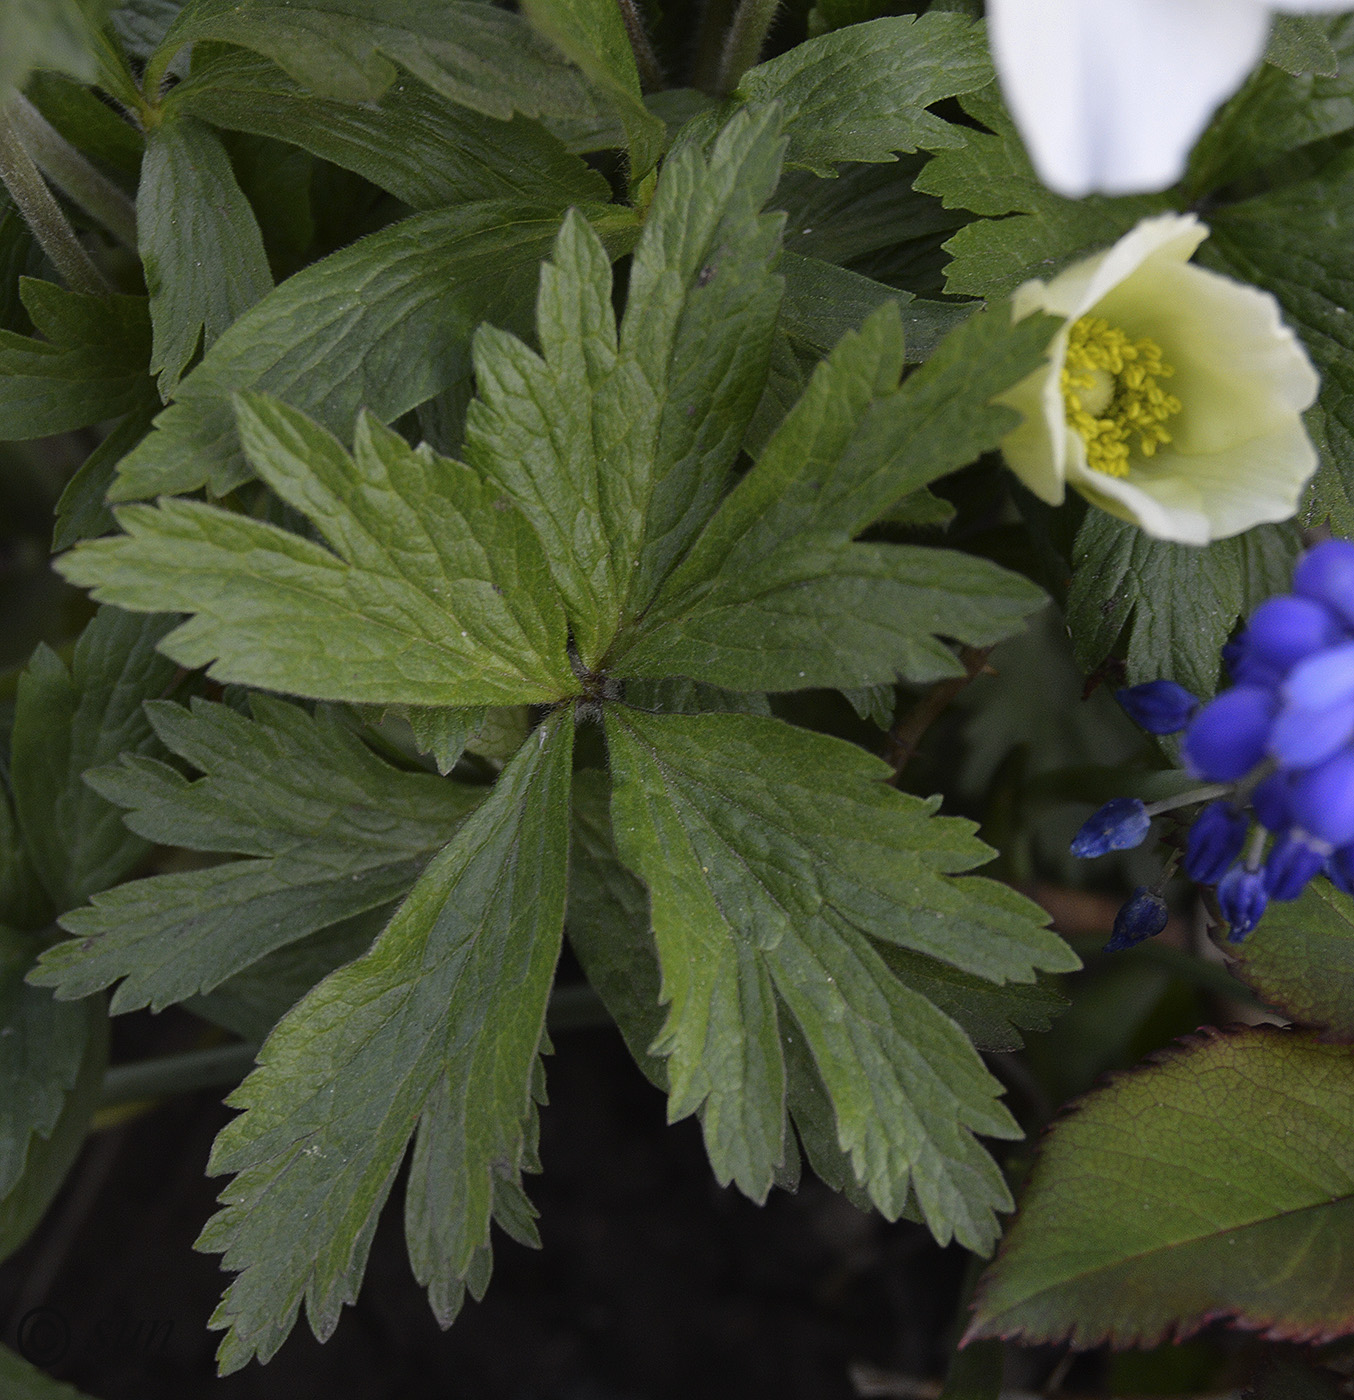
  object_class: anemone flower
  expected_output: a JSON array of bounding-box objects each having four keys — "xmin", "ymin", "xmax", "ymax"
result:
[
  {"xmin": 998, "ymin": 212, "xmax": 1320, "ymax": 544},
  {"xmin": 986, "ymin": 0, "xmax": 1352, "ymax": 197}
]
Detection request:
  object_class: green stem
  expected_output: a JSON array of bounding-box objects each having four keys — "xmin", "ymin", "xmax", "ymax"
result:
[
  {"xmin": 713, "ymin": 0, "xmax": 781, "ymax": 96},
  {"xmin": 691, "ymin": 0, "xmax": 738, "ymax": 91},
  {"xmin": 7, "ymin": 95, "xmax": 138, "ymax": 250},
  {"xmin": 616, "ymin": 0, "xmax": 665, "ymax": 91},
  {"xmin": 0, "ymin": 104, "xmax": 109, "ymax": 295}
]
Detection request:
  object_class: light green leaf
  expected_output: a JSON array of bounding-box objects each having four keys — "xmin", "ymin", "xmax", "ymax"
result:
[
  {"xmin": 736, "ymin": 14, "xmax": 991, "ymax": 176},
  {"xmin": 1065, "ymin": 511, "xmax": 1301, "ymax": 696},
  {"xmin": 1266, "ymin": 14, "xmax": 1341, "ymax": 76},
  {"xmin": 612, "ymin": 300, "xmax": 1053, "ymax": 692},
  {"xmin": 464, "ymin": 106, "xmax": 786, "ymax": 657},
  {"xmin": 0, "ymin": 1346, "xmax": 101, "ymax": 1399},
  {"xmin": 168, "ymin": 46, "xmax": 610, "ymax": 212},
  {"xmin": 60, "ymin": 396, "xmax": 576, "ymax": 706},
  {"xmin": 1230, "ymin": 878, "xmax": 1354, "ymax": 1040},
  {"xmin": 196, "ymin": 709, "xmax": 573, "ymax": 1372},
  {"xmin": 138, "ymin": 113, "xmax": 272, "ymax": 395},
  {"xmin": 150, "ymin": 0, "xmax": 604, "ymax": 123},
  {"xmin": 33, "ymin": 694, "xmax": 481, "ymax": 1011},
  {"xmin": 604, "ymin": 707, "xmax": 1075, "ymax": 1247},
  {"xmin": 107, "ymin": 200, "xmax": 635, "ymax": 499},
  {"xmin": 0, "ymin": 0, "xmax": 104, "ymax": 94},
  {"xmin": 915, "ymin": 84, "xmax": 1169, "ymax": 299},
  {"xmin": 519, "ymin": 0, "xmax": 666, "ymax": 178},
  {"xmin": 110, "ymin": 0, "xmax": 182, "ymax": 60},
  {"xmin": 10, "ymin": 606, "xmax": 177, "ymax": 911},
  {"xmin": 968, "ymin": 1027, "xmax": 1354, "ymax": 1347},
  {"xmin": 0, "ymin": 279, "xmax": 151, "ymax": 439},
  {"xmin": 1205, "ymin": 148, "xmax": 1354, "ymax": 541}
]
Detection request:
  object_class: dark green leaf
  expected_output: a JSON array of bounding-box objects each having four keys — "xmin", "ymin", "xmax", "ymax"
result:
[
  {"xmin": 1189, "ymin": 18, "xmax": 1354, "ymax": 193},
  {"xmin": 613, "ymin": 301, "xmax": 1052, "ymax": 692},
  {"xmin": 519, "ymin": 0, "xmax": 665, "ymax": 178},
  {"xmin": 604, "ymin": 707, "xmax": 1075, "ymax": 1246},
  {"xmin": 0, "ymin": 0, "xmax": 103, "ymax": 93},
  {"xmin": 1246, "ymin": 1360, "xmax": 1347, "ymax": 1400},
  {"xmin": 735, "ymin": 14, "xmax": 990, "ymax": 176},
  {"xmin": 169, "ymin": 46, "xmax": 610, "ymax": 212},
  {"xmin": 150, "ymin": 0, "xmax": 604, "ymax": 124},
  {"xmin": 110, "ymin": 0, "xmax": 182, "ymax": 61},
  {"xmin": 61, "ymin": 397, "xmax": 576, "ymax": 705},
  {"xmin": 968, "ymin": 1027, "xmax": 1354, "ymax": 1347},
  {"xmin": 915, "ymin": 85, "xmax": 1169, "ymax": 299},
  {"xmin": 0, "ymin": 279, "xmax": 151, "ymax": 439},
  {"xmin": 52, "ymin": 393, "xmax": 159, "ymax": 551},
  {"xmin": 138, "ymin": 114, "xmax": 272, "ymax": 395},
  {"xmin": 0, "ymin": 1346, "xmax": 101, "ymax": 1399},
  {"xmin": 107, "ymin": 200, "xmax": 635, "ymax": 499},
  {"xmin": 10, "ymin": 606, "xmax": 177, "ymax": 910},
  {"xmin": 1230, "ymin": 878, "xmax": 1354, "ymax": 1040},
  {"xmin": 33, "ymin": 694, "xmax": 482, "ymax": 1011},
  {"xmin": 196, "ymin": 709, "xmax": 574, "ymax": 1372},
  {"xmin": 1066, "ymin": 511, "xmax": 1300, "ymax": 695}
]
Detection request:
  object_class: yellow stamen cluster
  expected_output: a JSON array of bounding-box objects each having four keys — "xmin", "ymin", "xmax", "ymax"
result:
[{"xmin": 1060, "ymin": 316, "xmax": 1182, "ymax": 478}]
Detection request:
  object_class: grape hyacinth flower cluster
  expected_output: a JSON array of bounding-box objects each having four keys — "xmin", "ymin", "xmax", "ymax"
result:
[{"xmin": 1071, "ymin": 540, "xmax": 1354, "ymax": 946}]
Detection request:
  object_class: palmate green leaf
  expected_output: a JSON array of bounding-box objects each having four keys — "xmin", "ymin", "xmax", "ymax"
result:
[
  {"xmin": 915, "ymin": 84, "xmax": 1168, "ymax": 299},
  {"xmin": 31, "ymin": 694, "xmax": 482, "ymax": 1012},
  {"xmin": 519, "ymin": 0, "xmax": 665, "ymax": 178},
  {"xmin": 196, "ymin": 709, "xmax": 573, "ymax": 1372},
  {"xmin": 10, "ymin": 606, "xmax": 177, "ymax": 911},
  {"xmin": 110, "ymin": 0, "xmax": 182, "ymax": 61},
  {"xmin": 0, "ymin": 939, "xmax": 105, "ymax": 1265},
  {"xmin": 1188, "ymin": 17, "xmax": 1354, "ymax": 195},
  {"xmin": 1065, "ymin": 510, "xmax": 1301, "ymax": 696},
  {"xmin": 603, "ymin": 707, "xmax": 1076, "ymax": 1249},
  {"xmin": 51, "ymin": 393, "xmax": 159, "ymax": 551},
  {"xmin": 612, "ymin": 299, "xmax": 1054, "ymax": 692},
  {"xmin": 0, "ymin": 930, "xmax": 96, "ymax": 1201},
  {"xmin": 0, "ymin": 279, "xmax": 152, "ymax": 438},
  {"xmin": 968, "ymin": 1027, "xmax": 1354, "ymax": 1347},
  {"xmin": 1230, "ymin": 878, "xmax": 1354, "ymax": 1040},
  {"xmin": 61, "ymin": 396, "xmax": 575, "ymax": 706},
  {"xmin": 168, "ymin": 47, "xmax": 610, "ymax": 214},
  {"xmin": 0, "ymin": 0, "xmax": 104, "ymax": 93},
  {"xmin": 734, "ymin": 14, "xmax": 991, "ymax": 176},
  {"xmin": 149, "ymin": 0, "xmax": 606, "ymax": 125},
  {"xmin": 107, "ymin": 200, "xmax": 638, "ymax": 499},
  {"xmin": 1204, "ymin": 147, "xmax": 1354, "ymax": 537},
  {"xmin": 138, "ymin": 113, "xmax": 272, "ymax": 395},
  {"xmin": 464, "ymin": 106, "xmax": 786, "ymax": 664}
]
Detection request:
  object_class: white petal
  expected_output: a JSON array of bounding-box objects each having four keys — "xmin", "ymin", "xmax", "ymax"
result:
[
  {"xmin": 987, "ymin": 0, "xmax": 1272, "ymax": 196},
  {"xmin": 1268, "ymin": 1, "xmax": 1353, "ymax": 10}
]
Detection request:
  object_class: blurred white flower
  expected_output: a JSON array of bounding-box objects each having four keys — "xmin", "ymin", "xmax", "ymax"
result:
[
  {"xmin": 998, "ymin": 213, "xmax": 1320, "ymax": 544},
  {"xmin": 987, "ymin": 0, "xmax": 1352, "ymax": 197}
]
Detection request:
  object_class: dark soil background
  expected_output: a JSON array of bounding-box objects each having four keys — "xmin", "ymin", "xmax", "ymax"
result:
[{"xmin": 0, "ymin": 1013, "xmax": 974, "ymax": 1400}]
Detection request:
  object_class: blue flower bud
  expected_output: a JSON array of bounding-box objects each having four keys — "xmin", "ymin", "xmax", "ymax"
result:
[
  {"xmin": 1251, "ymin": 771, "xmax": 1294, "ymax": 832},
  {"xmin": 1284, "ymin": 641, "xmax": 1354, "ymax": 712},
  {"xmin": 1268, "ymin": 697, "xmax": 1354, "ymax": 768},
  {"xmin": 1183, "ymin": 801, "xmax": 1248, "ymax": 884},
  {"xmin": 1291, "ymin": 748, "xmax": 1354, "ymax": 847},
  {"xmin": 1293, "ymin": 540, "xmax": 1354, "ymax": 626},
  {"xmin": 1104, "ymin": 887, "xmax": 1170, "ymax": 951},
  {"xmin": 1263, "ymin": 830, "xmax": 1329, "ymax": 901},
  {"xmin": 1243, "ymin": 595, "xmax": 1344, "ymax": 674},
  {"xmin": 1070, "ymin": 798, "xmax": 1151, "ymax": 858},
  {"xmin": 1116, "ymin": 680, "xmax": 1198, "ymax": 734},
  {"xmin": 1326, "ymin": 844, "xmax": 1354, "ymax": 897},
  {"xmin": 1183, "ymin": 686, "xmax": 1278, "ymax": 782},
  {"xmin": 1217, "ymin": 865, "xmax": 1269, "ymax": 942}
]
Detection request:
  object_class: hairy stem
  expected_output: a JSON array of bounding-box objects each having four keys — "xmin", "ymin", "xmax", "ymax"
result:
[
  {"xmin": 713, "ymin": 0, "xmax": 781, "ymax": 96},
  {"xmin": 616, "ymin": 0, "xmax": 666, "ymax": 91},
  {"xmin": 883, "ymin": 645, "xmax": 993, "ymax": 782},
  {"xmin": 7, "ymin": 94, "xmax": 138, "ymax": 250},
  {"xmin": 0, "ymin": 103, "xmax": 109, "ymax": 295},
  {"xmin": 691, "ymin": 0, "xmax": 738, "ymax": 90}
]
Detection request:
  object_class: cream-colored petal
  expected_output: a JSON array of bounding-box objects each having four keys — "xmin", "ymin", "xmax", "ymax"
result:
[
  {"xmin": 1268, "ymin": 1, "xmax": 1353, "ymax": 9},
  {"xmin": 1065, "ymin": 453, "xmax": 1213, "ymax": 545},
  {"xmin": 1146, "ymin": 416, "xmax": 1319, "ymax": 540},
  {"xmin": 986, "ymin": 0, "xmax": 1271, "ymax": 197},
  {"xmin": 1093, "ymin": 259, "xmax": 1320, "ymax": 453},
  {"xmin": 997, "ymin": 330, "xmax": 1070, "ymax": 504}
]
